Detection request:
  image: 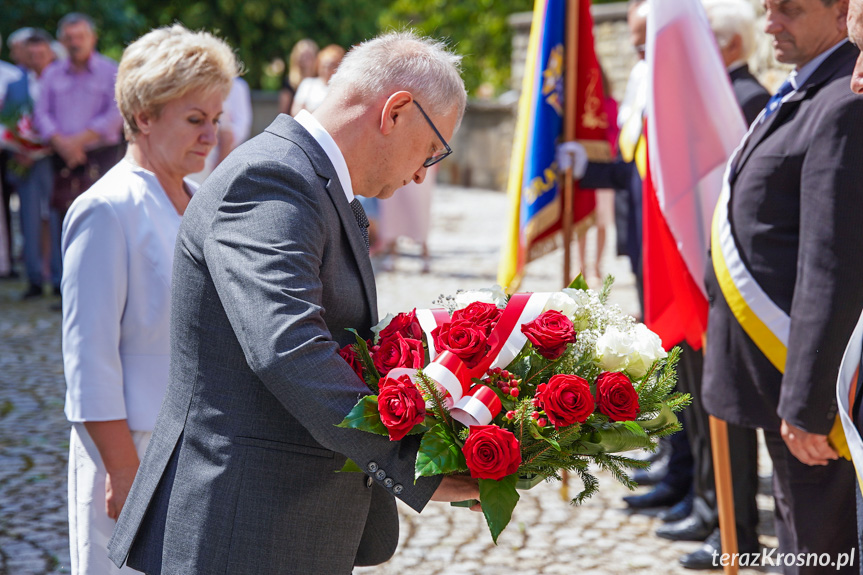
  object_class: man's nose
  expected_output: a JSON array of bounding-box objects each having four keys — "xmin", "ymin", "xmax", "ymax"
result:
[{"xmin": 853, "ymin": 53, "xmax": 863, "ymax": 94}]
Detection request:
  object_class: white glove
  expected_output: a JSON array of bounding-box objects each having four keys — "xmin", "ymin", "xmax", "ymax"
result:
[{"xmin": 556, "ymin": 141, "xmax": 589, "ymax": 179}]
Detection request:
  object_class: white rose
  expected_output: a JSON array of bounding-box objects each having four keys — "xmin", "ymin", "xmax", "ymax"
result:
[
  {"xmin": 595, "ymin": 327, "xmax": 635, "ymax": 372},
  {"xmin": 370, "ymin": 313, "xmax": 395, "ymax": 343},
  {"xmin": 454, "ymin": 284, "xmax": 508, "ymax": 309},
  {"xmin": 625, "ymin": 324, "xmax": 667, "ymax": 378},
  {"xmin": 543, "ymin": 291, "xmax": 578, "ymax": 318}
]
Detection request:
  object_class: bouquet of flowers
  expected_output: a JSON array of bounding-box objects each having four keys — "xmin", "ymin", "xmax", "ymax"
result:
[
  {"xmin": 0, "ymin": 107, "xmax": 51, "ymax": 160},
  {"xmin": 337, "ymin": 276, "xmax": 688, "ymax": 542}
]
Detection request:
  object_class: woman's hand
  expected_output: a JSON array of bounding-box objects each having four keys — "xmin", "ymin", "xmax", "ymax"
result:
[{"xmin": 83, "ymin": 420, "xmax": 141, "ymax": 519}]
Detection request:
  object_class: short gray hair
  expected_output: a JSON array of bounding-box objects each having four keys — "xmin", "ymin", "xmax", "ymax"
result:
[
  {"xmin": 8, "ymin": 28, "xmax": 34, "ymax": 47},
  {"xmin": 58, "ymin": 13, "xmax": 96, "ymax": 38},
  {"xmin": 327, "ymin": 30, "xmax": 467, "ymax": 129},
  {"xmin": 702, "ymin": 0, "xmax": 757, "ymax": 61}
]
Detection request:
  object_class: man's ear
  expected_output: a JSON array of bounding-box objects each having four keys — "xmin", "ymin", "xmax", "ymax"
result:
[
  {"xmin": 380, "ymin": 91, "xmax": 413, "ymax": 136},
  {"xmin": 838, "ymin": 0, "xmax": 851, "ymax": 33}
]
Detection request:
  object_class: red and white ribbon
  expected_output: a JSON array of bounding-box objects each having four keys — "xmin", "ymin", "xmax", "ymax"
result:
[
  {"xmin": 416, "ymin": 308, "xmax": 451, "ymax": 360},
  {"xmin": 451, "ymin": 384, "xmax": 503, "ymax": 427},
  {"xmin": 387, "ymin": 292, "xmax": 554, "ymax": 426}
]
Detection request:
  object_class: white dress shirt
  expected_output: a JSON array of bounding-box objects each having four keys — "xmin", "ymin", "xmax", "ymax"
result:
[
  {"xmin": 294, "ymin": 109, "xmax": 354, "ymax": 202},
  {"xmin": 61, "ymin": 159, "xmax": 196, "ymax": 431}
]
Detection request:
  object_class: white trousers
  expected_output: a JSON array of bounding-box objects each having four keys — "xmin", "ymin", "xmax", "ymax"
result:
[{"xmin": 68, "ymin": 423, "xmax": 151, "ymax": 575}]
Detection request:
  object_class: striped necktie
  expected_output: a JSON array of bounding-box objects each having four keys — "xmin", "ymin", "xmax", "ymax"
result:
[{"xmin": 350, "ymin": 198, "xmax": 370, "ymax": 252}]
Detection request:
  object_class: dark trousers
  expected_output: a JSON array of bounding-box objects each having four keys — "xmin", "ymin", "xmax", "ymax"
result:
[
  {"xmin": 677, "ymin": 340, "xmax": 759, "ymax": 545},
  {"xmin": 764, "ymin": 430, "xmax": 857, "ymax": 574},
  {"xmin": 0, "ymin": 151, "xmax": 14, "ymax": 272}
]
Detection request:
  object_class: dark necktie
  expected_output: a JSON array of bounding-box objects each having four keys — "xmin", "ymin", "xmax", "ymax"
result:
[
  {"xmin": 760, "ymin": 77, "xmax": 794, "ymax": 123},
  {"xmin": 350, "ymin": 198, "xmax": 370, "ymax": 252}
]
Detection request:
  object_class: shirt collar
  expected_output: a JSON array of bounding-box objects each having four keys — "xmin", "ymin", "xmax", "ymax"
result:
[
  {"xmin": 791, "ymin": 39, "xmax": 847, "ymax": 90},
  {"xmin": 294, "ymin": 110, "xmax": 354, "ymax": 203},
  {"xmin": 726, "ymin": 61, "xmax": 747, "ymax": 74},
  {"xmin": 61, "ymin": 53, "xmax": 95, "ymax": 74}
]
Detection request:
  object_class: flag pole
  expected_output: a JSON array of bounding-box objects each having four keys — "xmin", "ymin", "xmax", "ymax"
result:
[
  {"xmin": 560, "ymin": 0, "xmax": 580, "ymax": 501},
  {"xmin": 709, "ymin": 415, "xmax": 739, "ymax": 575},
  {"xmin": 562, "ymin": 0, "xmax": 579, "ymax": 287}
]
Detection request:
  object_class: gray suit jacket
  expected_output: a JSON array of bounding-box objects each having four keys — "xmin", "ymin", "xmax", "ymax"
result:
[{"xmin": 108, "ymin": 115, "xmax": 441, "ymax": 574}]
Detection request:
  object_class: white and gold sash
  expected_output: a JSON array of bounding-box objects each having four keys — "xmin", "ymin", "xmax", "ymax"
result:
[
  {"xmin": 836, "ymin": 310, "xmax": 863, "ymax": 488},
  {"xmin": 710, "ymin": 122, "xmax": 850, "ymax": 459}
]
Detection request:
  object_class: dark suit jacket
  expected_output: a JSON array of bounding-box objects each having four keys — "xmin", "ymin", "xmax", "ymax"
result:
[
  {"xmin": 703, "ymin": 41, "xmax": 863, "ymax": 434},
  {"xmin": 729, "ymin": 64, "xmax": 770, "ymax": 127},
  {"xmin": 108, "ymin": 115, "xmax": 441, "ymax": 574}
]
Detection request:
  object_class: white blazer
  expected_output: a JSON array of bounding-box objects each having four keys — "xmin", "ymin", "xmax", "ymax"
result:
[{"xmin": 62, "ymin": 159, "xmax": 194, "ymax": 431}]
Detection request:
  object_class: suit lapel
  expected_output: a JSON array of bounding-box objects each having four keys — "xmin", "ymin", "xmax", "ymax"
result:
[
  {"xmin": 264, "ymin": 115, "xmax": 378, "ymax": 324},
  {"xmin": 730, "ymin": 42, "xmax": 856, "ymax": 184}
]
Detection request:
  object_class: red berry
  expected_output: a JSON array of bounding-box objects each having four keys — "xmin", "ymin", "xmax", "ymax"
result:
[
  {"xmin": 537, "ymin": 418, "xmax": 547, "ymax": 427},
  {"xmin": 506, "ymin": 410, "xmax": 516, "ymax": 419},
  {"xmin": 531, "ymin": 412, "xmax": 540, "ymax": 420},
  {"xmin": 501, "ymin": 370, "xmax": 511, "ymax": 379},
  {"xmin": 509, "ymin": 388, "xmax": 519, "ymax": 397}
]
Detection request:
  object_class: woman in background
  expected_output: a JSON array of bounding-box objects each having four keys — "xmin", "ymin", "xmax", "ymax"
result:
[
  {"xmin": 291, "ymin": 43, "xmax": 345, "ymax": 115},
  {"xmin": 60, "ymin": 25, "xmax": 238, "ymax": 574},
  {"xmin": 278, "ymin": 38, "xmax": 318, "ymax": 116}
]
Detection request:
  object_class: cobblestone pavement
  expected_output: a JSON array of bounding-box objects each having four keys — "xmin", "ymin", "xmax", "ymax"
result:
[{"xmin": 0, "ymin": 184, "xmax": 778, "ymax": 574}]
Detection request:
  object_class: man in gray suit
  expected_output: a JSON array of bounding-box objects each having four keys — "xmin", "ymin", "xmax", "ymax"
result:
[{"xmin": 108, "ymin": 31, "xmax": 478, "ymax": 574}]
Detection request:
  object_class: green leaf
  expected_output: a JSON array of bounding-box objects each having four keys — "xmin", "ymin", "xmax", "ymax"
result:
[
  {"xmin": 567, "ymin": 273, "xmax": 590, "ymax": 291},
  {"xmin": 338, "ymin": 458, "xmax": 363, "ymax": 473},
  {"xmin": 478, "ymin": 474, "xmax": 520, "ymax": 544},
  {"xmin": 347, "ymin": 328, "xmax": 381, "ymax": 392},
  {"xmin": 529, "ymin": 425, "xmax": 561, "ymax": 451},
  {"xmin": 637, "ymin": 402, "xmax": 679, "ymax": 433},
  {"xmin": 335, "ymin": 396, "xmax": 388, "ymax": 436},
  {"xmin": 415, "ymin": 424, "xmax": 467, "ymax": 479},
  {"xmin": 574, "ymin": 422, "xmax": 653, "ymax": 455}
]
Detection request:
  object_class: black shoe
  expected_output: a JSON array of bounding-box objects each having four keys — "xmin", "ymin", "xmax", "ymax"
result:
[
  {"xmin": 658, "ymin": 490, "xmax": 694, "ymax": 523},
  {"xmin": 21, "ymin": 284, "xmax": 44, "ymax": 300},
  {"xmin": 623, "ymin": 483, "xmax": 687, "ymax": 509},
  {"xmin": 679, "ymin": 529, "xmax": 759, "ymax": 570},
  {"xmin": 630, "ymin": 460, "xmax": 669, "ymax": 486},
  {"xmin": 52, "ymin": 285, "xmax": 62, "ymax": 297},
  {"xmin": 656, "ymin": 512, "xmax": 715, "ymax": 542}
]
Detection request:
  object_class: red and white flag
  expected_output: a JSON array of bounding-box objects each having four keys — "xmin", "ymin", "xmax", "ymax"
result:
[{"xmin": 643, "ymin": 0, "xmax": 746, "ymax": 350}]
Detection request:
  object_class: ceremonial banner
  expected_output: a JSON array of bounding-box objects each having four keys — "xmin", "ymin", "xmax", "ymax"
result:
[
  {"xmin": 498, "ymin": 0, "xmax": 609, "ymax": 291},
  {"xmin": 643, "ymin": 0, "xmax": 746, "ymax": 350}
]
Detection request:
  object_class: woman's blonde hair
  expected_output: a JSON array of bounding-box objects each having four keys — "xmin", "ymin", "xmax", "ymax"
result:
[
  {"xmin": 116, "ymin": 24, "xmax": 241, "ymax": 140},
  {"xmin": 288, "ymin": 38, "xmax": 319, "ymax": 89}
]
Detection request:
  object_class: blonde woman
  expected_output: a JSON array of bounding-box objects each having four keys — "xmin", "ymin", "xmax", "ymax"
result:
[
  {"xmin": 60, "ymin": 25, "xmax": 239, "ymax": 574},
  {"xmin": 291, "ymin": 43, "xmax": 345, "ymax": 114},
  {"xmin": 279, "ymin": 38, "xmax": 319, "ymax": 115}
]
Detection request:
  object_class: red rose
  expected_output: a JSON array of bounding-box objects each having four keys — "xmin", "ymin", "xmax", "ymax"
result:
[
  {"xmin": 535, "ymin": 374, "xmax": 594, "ymax": 428},
  {"xmin": 379, "ymin": 309, "xmax": 423, "ymax": 341},
  {"xmin": 371, "ymin": 334, "xmax": 424, "ymax": 376},
  {"xmin": 339, "ymin": 344, "xmax": 364, "ymax": 381},
  {"xmin": 462, "ymin": 425, "xmax": 522, "ymax": 480},
  {"xmin": 595, "ymin": 371, "xmax": 640, "ymax": 421},
  {"xmin": 520, "ymin": 310, "xmax": 577, "ymax": 360},
  {"xmin": 377, "ymin": 374, "xmax": 426, "ymax": 441},
  {"xmin": 451, "ymin": 301, "xmax": 503, "ymax": 335},
  {"xmin": 431, "ymin": 320, "xmax": 489, "ymax": 368}
]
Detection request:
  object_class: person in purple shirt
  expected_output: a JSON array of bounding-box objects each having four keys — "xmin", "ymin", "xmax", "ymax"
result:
[{"xmin": 34, "ymin": 13, "xmax": 124, "ymax": 228}]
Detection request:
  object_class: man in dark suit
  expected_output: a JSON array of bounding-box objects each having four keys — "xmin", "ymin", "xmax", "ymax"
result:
[
  {"xmin": 703, "ymin": 0, "xmax": 863, "ymax": 572},
  {"xmin": 657, "ymin": 1, "xmax": 769, "ymax": 568},
  {"xmin": 108, "ymin": 31, "xmax": 479, "ymax": 574}
]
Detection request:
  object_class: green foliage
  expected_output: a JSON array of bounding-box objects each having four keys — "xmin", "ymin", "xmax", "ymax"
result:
[
  {"xmin": 336, "ymin": 396, "xmax": 389, "ymax": 435},
  {"xmin": 567, "ymin": 273, "xmax": 590, "ymax": 291},
  {"xmin": 348, "ymin": 329, "xmax": 381, "ymax": 393},
  {"xmin": 2, "ymin": 0, "xmax": 146, "ymax": 62},
  {"xmin": 337, "ymin": 458, "xmax": 364, "ymax": 473},
  {"xmin": 380, "ymin": 0, "xmax": 533, "ymax": 96},
  {"xmin": 415, "ymin": 423, "xmax": 467, "ymax": 479},
  {"xmin": 478, "ymin": 475, "xmax": 520, "ymax": 544}
]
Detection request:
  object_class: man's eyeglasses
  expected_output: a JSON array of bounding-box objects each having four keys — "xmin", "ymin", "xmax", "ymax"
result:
[{"xmin": 414, "ymin": 100, "xmax": 452, "ymax": 168}]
